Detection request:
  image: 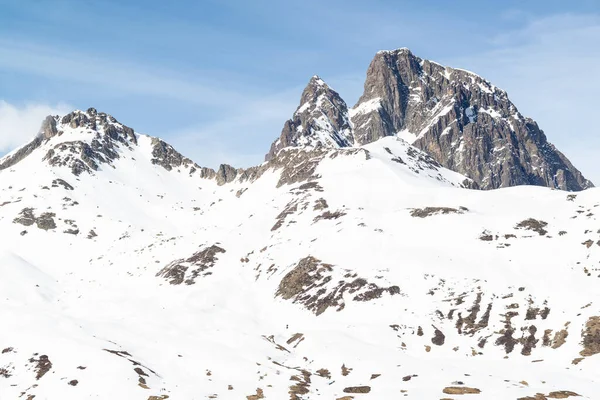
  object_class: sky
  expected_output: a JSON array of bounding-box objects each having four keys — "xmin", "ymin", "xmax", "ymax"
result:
[{"xmin": 0, "ymin": 0, "xmax": 599, "ymax": 184}]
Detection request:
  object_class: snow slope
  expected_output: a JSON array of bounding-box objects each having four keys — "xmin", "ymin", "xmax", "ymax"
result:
[{"xmin": 0, "ymin": 110, "xmax": 599, "ymax": 399}]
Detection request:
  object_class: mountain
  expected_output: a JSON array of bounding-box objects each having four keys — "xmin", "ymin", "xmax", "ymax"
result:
[
  {"xmin": 267, "ymin": 48, "xmax": 593, "ymax": 191},
  {"xmin": 265, "ymin": 76, "xmax": 353, "ymax": 161},
  {"xmin": 0, "ymin": 69, "xmax": 599, "ymax": 398}
]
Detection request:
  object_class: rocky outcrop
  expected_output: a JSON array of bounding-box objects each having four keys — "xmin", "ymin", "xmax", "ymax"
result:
[
  {"xmin": 276, "ymin": 256, "xmax": 401, "ymax": 315},
  {"xmin": 262, "ymin": 48, "xmax": 592, "ymax": 191},
  {"xmin": 157, "ymin": 245, "xmax": 226, "ymax": 285},
  {"xmin": 37, "ymin": 109, "xmax": 141, "ymax": 175},
  {"xmin": 0, "ymin": 115, "xmax": 58, "ymax": 170},
  {"xmin": 265, "ymin": 76, "xmax": 353, "ymax": 161},
  {"xmin": 150, "ymin": 137, "xmax": 196, "ymax": 171},
  {"xmin": 349, "ymin": 48, "xmax": 592, "ymax": 191}
]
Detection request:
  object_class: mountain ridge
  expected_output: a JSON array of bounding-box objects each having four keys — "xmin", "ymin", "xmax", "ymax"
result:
[
  {"xmin": 267, "ymin": 47, "xmax": 593, "ymax": 191},
  {"xmin": 0, "ymin": 49, "xmax": 599, "ymax": 400}
]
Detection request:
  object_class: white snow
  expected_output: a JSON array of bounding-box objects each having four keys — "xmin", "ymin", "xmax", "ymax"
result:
[
  {"xmin": 349, "ymin": 97, "xmax": 382, "ymax": 118},
  {"xmin": 0, "ymin": 113, "xmax": 599, "ymax": 399},
  {"xmin": 396, "ymin": 128, "xmax": 419, "ymax": 144},
  {"xmin": 465, "ymin": 106, "xmax": 477, "ymax": 123}
]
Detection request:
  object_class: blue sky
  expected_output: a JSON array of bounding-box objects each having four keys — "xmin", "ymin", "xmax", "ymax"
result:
[{"xmin": 1, "ymin": 0, "xmax": 599, "ymax": 183}]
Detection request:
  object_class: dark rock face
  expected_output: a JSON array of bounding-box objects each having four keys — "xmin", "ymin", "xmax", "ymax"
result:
[
  {"xmin": 41, "ymin": 116, "xmax": 58, "ymax": 139},
  {"xmin": 1, "ymin": 108, "xmax": 223, "ymax": 182},
  {"xmin": 261, "ymin": 48, "xmax": 591, "ymax": 191},
  {"xmin": 276, "ymin": 256, "xmax": 401, "ymax": 316},
  {"xmin": 28, "ymin": 355, "xmax": 52, "ymax": 380},
  {"xmin": 150, "ymin": 137, "xmax": 194, "ymax": 171},
  {"xmin": 13, "ymin": 208, "xmax": 56, "ymax": 230},
  {"xmin": 157, "ymin": 245, "xmax": 226, "ymax": 285},
  {"xmin": 350, "ymin": 48, "xmax": 592, "ymax": 191},
  {"xmin": 0, "ymin": 136, "xmax": 43, "ymax": 171},
  {"xmin": 33, "ymin": 109, "xmax": 140, "ymax": 175},
  {"xmin": 0, "ymin": 115, "xmax": 58, "ymax": 170},
  {"xmin": 265, "ymin": 76, "xmax": 353, "ymax": 161}
]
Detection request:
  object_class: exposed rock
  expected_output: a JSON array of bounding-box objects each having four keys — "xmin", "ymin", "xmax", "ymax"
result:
[
  {"xmin": 343, "ymin": 386, "xmax": 371, "ymax": 394},
  {"xmin": 341, "ymin": 364, "xmax": 352, "ymax": 376},
  {"xmin": 272, "ymin": 200, "xmax": 298, "ymax": 231},
  {"xmin": 442, "ymin": 386, "xmax": 481, "ymax": 394},
  {"xmin": 246, "ymin": 388, "xmax": 264, "ymax": 400},
  {"xmin": 0, "ymin": 135, "xmax": 44, "ymax": 171},
  {"xmin": 13, "ymin": 208, "xmax": 56, "ymax": 230},
  {"xmin": 51, "ymin": 179, "xmax": 74, "ymax": 190},
  {"xmin": 289, "ymin": 370, "xmax": 311, "ymax": 400},
  {"xmin": 266, "ymin": 76, "xmax": 353, "ymax": 161},
  {"xmin": 518, "ymin": 391, "xmax": 580, "ymax": 400},
  {"xmin": 259, "ymin": 48, "xmax": 592, "ymax": 191},
  {"xmin": 41, "ymin": 115, "xmax": 58, "ymax": 139},
  {"xmin": 29, "ymin": 354, "xmax": 52, "ymax": 380},
  {"xmin": 313, "ymin": 210, "xmax": 346, "ymax": 222},
  {"xmin": 13, "ymin": 208, "xmax": 36, "ymax": 226},
  {"xmin": 350, "ymin": 48, "xmax": 592, "ymax": 191},
  {"xmin": 515, "ymin": 219, "xmax": 548, "ymax": 236},
  {"xmin": 580, "ymin": 316, "xmax": 600, "ymax": 357},
  {"xmin": 276, "ymin": 256, "xmax": 400, "ymax": 315},
  {"xmin": 150, "ymin": 137, "xmax": 195, "ymax": 172},
  {"xmin": 216, "ymin": 164, "xmax": 238, "ymax": 185},
  {"xmin": 157, "ymin": 245, "xmax": 226, "ymax": 285},
  {"xmin": 410, "ymin": 206, "xmax": 467, "ymax": 218},
  {"xmin": 432, "ymin": 326, "xmax": 446, "ymax": 346}
]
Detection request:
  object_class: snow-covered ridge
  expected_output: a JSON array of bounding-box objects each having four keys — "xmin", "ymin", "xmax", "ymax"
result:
[
  {"xmin": 0, "ymin": 106, "xmax": 598, "ymax": 398},
  {"xmin": 0, "ymin": 46, "xmax": 597, "ymax": 399}
]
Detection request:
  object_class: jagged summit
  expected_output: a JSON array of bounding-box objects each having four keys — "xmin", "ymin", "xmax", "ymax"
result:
[
  {"xmin": 265, "ymin": 47, "xmax": 593, "ymax": 191},
  {"xmin": 264, "ymin": 76, "xmax": 354, "ymax": 161},
  {"xmin": 0, "ymin": 108, "xmax": 237, "ymax": 184},
  {"xmin": 351, "ymin": 48, "xmax": 593, "ymax": 190},
  {"xmin": 376, "ymin": 47, "xmax": 411, "ymax": 55},
  {"xmin": 1, "ymin": 57, "xmax": 600, "ymax": 400}
]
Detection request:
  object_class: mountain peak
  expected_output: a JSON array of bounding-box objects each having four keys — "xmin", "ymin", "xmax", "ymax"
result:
[
  {"xmin": 0, "ymin": 108, "xmax": 140, "ymax": 175},
  {"xmin": 262, "ymin": 48, "xmax": 592, "ymax": 191},
  {"xmin": 264, "ymin": 76, "xmax": 354, "ymax": 161},
  {"xmin": 349, "ymin": 49, "xmax": 592, "ymax": 190},
  {"xmin": 376, "ymin": 47, "xmax": 412, "ymax": 56},
  {"xmin": 308, "ymin": 74, "xmax": 326, "ymax": 85}
]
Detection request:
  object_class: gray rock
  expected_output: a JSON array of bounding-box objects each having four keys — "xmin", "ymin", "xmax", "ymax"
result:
[
  {"xmin": 265, "ymin": 76, "xmax": 353, "ymax": 161},
  {"xmin": 350, "ymin": 48, "xmax": 593, "ymax": 191},
  {"xmin": 157, "ymin": 244, "xmax": 226, "ymax": 285},
  {"xmin": 40, "ymin": 116, "xmax": 58, "ymax": 139},
  {"xmin": 262, "ymin": 48, "xmax": 592, "ymax": 191},
  {"xmin": 0, "ymin": 116, "xmax": 57, "ymax": 170}
]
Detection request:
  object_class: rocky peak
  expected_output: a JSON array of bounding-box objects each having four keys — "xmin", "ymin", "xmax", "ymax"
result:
[
  {"xmin": 57, "ymin": 108, "xmax": 138, "ymax": 145},
  {"xmin": 262, "ymin": 47, "xmax": 592, "ymax": 190},
  {"xmin": 40, "ymin": 116, "xmax": 58, "ymax": 139},
  {"xmin": 264, "ymin": 76, "xmax": 354, "ymax": 161},
  {"xmin": 348, "ymin": 47, "xmax": 593, "ymax": 191}
]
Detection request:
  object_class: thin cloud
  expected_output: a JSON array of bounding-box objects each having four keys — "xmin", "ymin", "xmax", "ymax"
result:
[
  {"xmin": 0, "ymin": 39, "xmax": 248, "ymax": 107},
  {"xmin": 0, "ymin": 101, "xmax": 72, "ymax": 152},
  {"xmin": 164, "ymin": 88, "xmax": 301, "ymax": 168}
]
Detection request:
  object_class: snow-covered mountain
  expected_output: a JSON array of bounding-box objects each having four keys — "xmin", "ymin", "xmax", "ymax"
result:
[
  {"xmin": 265, "ymin": 76, "xmax": 354, "ymax": 161},
  {"xmin": 1, "ymin": 58, "xmax": 599, "ymax": 399},
  {"xmin": 267, "ymin": 48, "xmax": 593, "ymax": 191}
]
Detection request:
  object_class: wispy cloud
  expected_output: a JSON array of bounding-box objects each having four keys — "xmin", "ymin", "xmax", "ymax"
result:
[
  {"xmin": 0, "ymin": 39, "xmax": 248, "ymax": 107},
  {"xmin": 164, "ymin": 88, "xmax": 301, "ymax": 168},
  {"xmin": 0, "ymin": 101, "xmax": 72, "ymax": 152}
]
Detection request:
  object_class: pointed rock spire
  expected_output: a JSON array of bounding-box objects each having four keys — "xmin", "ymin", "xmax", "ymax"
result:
[{"xmin": 264, "ymin": 76, "xmax": 354, "ymax": 161}]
